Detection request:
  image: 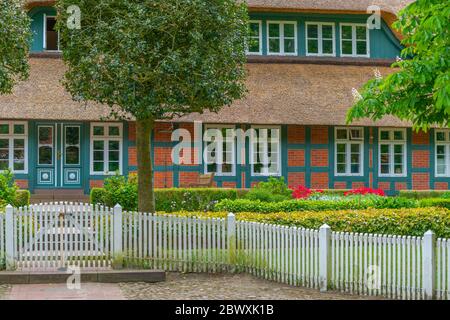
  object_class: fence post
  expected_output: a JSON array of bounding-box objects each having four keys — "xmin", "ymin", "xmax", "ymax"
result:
[
  {"xmin": 113, "ymin": 204, "xmax": 123, "ymax": 268},
  {"xmin": 5, "ymin": 204, "xmax": 15, "ymax": 271},
  {"xmin": 319, "ymin": 224, "xmax": 331, "ymax": 292},
  {"xmin": 423, "ymin": 230, "xmax": 436, "ymax": 300},
  {"xmin": 227, "ymin": 213, "xmax": 236, "ymax": 271}
]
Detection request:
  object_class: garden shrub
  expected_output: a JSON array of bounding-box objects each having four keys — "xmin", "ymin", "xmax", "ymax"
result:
[
  {"xmin": 215, "ymin": 196, "xmax": 419, "ymax": 213},
  {"xmin": 419, "ymin": 198, "xmax": 450, "ymax": 209},
  {"xmin": 164, "ymin": 207, "xmax": 450, "ymax": 238},
  {"xmin": 245, "ymin": 177, "xmax": 292, "ymax": 202},
  {"xmin": 0, "ymin": 170, "xmax": 18, "ymax": 207},
  {"xmin": 15, "ymin": 190, "xmax": 30, "ymax": 207},
  {"xmin": 90, "ymin": 174, "xmax": 247, "ymax": 211},
  {"xmin": 399, "ymin": 190, "xmax": 450, "ymax": 199}
]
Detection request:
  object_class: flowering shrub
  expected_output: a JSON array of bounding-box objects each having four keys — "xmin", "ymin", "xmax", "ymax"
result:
[
  {"xmin": 344, "ymin": 187, "xmax": 385, "ymax": 197},
  {"xmin": 290, "ymin": 185, "xmax": 323, "ymax": 199}
]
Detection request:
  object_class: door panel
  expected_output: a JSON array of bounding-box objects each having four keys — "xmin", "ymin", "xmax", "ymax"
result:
[{"xmin": 35, "ymin": 123, "xmax": 83, "ymax": 188}]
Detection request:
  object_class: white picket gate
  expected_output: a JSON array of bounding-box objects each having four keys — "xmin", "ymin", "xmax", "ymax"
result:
[
  {"xmin": 3, "ymin": 203, "xmax": 114, "ymax": 270},
  {"xmin": 1, "ymin": 202, "xmax": 450, "ymax": 300}
]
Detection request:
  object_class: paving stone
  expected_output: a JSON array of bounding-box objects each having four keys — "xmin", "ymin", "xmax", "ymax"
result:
[{"xmin": 119, "ymin": 272, "xmax": 382, "ymax": 300}]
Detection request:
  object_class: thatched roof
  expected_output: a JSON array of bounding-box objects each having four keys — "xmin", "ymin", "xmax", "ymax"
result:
[{"xmin": 0, "ymin": 58, "xmax": 409, "ymax": 127}]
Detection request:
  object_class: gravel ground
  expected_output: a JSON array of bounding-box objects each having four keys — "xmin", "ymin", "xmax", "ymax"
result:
[
  {"xmin": 119, "ymin": 272, "xmax": 381, "ymax": 300},
  {"xmin": 0, "ymin": 285, "xmax": 11, "ymax": 300}
]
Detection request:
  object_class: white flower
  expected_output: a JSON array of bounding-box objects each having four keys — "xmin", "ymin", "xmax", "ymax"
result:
[
  {"xmin": 352, "ymin": 88, "xmax": 363, "ymax": 102},
  {"xmin": 396, "ymin": 56, "xmax": 403, "ymax": 62},
  {"xmin": 373, "ymin": 68, "xmax": 382, "ymax": 80}
]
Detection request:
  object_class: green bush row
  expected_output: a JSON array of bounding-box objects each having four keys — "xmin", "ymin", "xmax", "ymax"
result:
[
  {"xmin": 91, "ymin": 187, "xmax": 248, "ymax": 212},
  {"xmin": 399, "ymin": 190, "xmax": 450, "ymax": 199},
  {"xmin": 164, "ymin": 207, "xmax": 450, "ymax": 238},
  {"xmin": 215, "ymin": 196, "xmax": 421, "ymax": 213}
]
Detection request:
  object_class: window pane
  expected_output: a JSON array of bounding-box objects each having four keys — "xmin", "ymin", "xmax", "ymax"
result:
[
  {"xmin": 0, "ymin": 139, "xmax": 9, "ymax": 149},
  {"xmin": 14, "ymin": 139, "xmax": 24, "ymax": 148},
  {"xmin": 0, "ymin": 124, "xmax": 9, "ymax": 135},
  {"xmin": 38, "ymin": 146, "xmax": 53, "ymax": 165},
  {"xmin": 394, "ymin": 144, "xmax": 403, "ymax": 154},
  {"xmin": 93, "ymin": 140, "xmax": 104, "ymax": 150},
  {"xmin": 13, "ymin": 124, "xmax": 25, "ymax": 134},
  {"xmin": 394, "ymin": 131, "xmax": 404, "ymax": 140},
  {"xmin": 342, "ymin": 26, "xmax": 352, "ymax": 39},
  {"xmin": 39, "ymin": 127, "xmax": 53, "ymax": 144},
  {"xmin": 394, "ymin": 165, "xmax": 403, "ymax": 174},
  {"xmin": 322, "ymin": 25, "xmax": 333, "ymax": 39},
  {"xmin": 65, "ymin": 146, "xmax": 79, "ymax": 165},
  {"xmin": 356, "ymin": 41, "xmax": 367, "ymax": 55},
  {"xmin": 337, "ymin": 164, "xmax": 346, "ymax": 173},
  {"xmin": 221, "ymin": 163, "xmax": 232, "ymax": 173},
  {"xmin": 380, "ymin": 153, "xmax": 389, "ymax": 164},
  {"xmin": 207, "ymin": 163, "xmax": 217, "ymax": 173},
  {"xmin": 268, "ymin": 23, "xmax": 280, "ymax": 37},
  {"xmin": 380, "ymin": 144, "xmax": 389, "ymax": 154},
  {"xmin": 269, "ymin": 39, "xmax": 280, "ymax": 53},
  {"xmin": 93, "ymin": 151, "xmax": 104, "ymax": 161},
  {"xmin": 356, "ymin": 26, "xmax": 367, "ymax": 40},
  {"xmin": 249, "ymin": 22, "xmax": 260, "ymax": 37},
  {"xmin": 380, "ymin": 131, "xmax": 390, "ymax": 140},
  {"xmin": 93, "ymin": 162, "xmax": 104, "ymax": 172},
  {"xmin": 381, "ymin": 164, "xmax": 390, "ymax": 174},
  {"xmin": 351, "ymin": 144, "xmax": 360, "ymax": 153},
  {"xmin": 322, "ymin": 40, "xmax": 333, "ymax": 54},
  {"xmin": 342, "ymin": 40, "xmax": 353, "ymax": 55},
  {"xmin": 337, "ymin": 153, "xmax": 346, "ymax": 163},
  {"xmin": 109, "ymin": 141, "xmax": 120, "ymax": 151},
  {"xmin": 437, "ymin": 132, "xmax": 446, "ymax": 141},
  {"xmin": 284, "ymin": 24, "xmax": 295, "ymax": 37},
  {"xmin": 0, "ymin": 149, "xmax": 8, "ymax": 160},
  {"xmin": 307, "ymin": 39, "xmax": 318, "ymax": 53},
  {"xmin": 307, "ymin": 25, "xmax": 318, "ymax": 38},
  {"xmin": 351, "ymin": 164, "xmax": 360, "ymax": 174},
  {"xmin": 337, "ymin": 143, "xmax": 346, "ymax": 153},
  {"xmin": 248, "ymin": 38, "xmax": 260, "ymax": 53},
  {"xmin": 394, "ymin": 154, "xmax": 403, "ymax": 164},
  {"xmin": 437, "ymin": 145, "xmax": 446, "ymax": 155},
  {"xmin": 109, "ymin": 150, "xmax": 119, "ymax": 161},
  {"xmin": 108, "ymin": 126, "xmax": 120, "ymax": 136},
  {"xmin": 13, "ymin": 161, "xmax": 24, "ymax": 171},
  {"xmin": 350, "ymin": 129, "xmax": 363, "ymax": 139},
  {"xmin": 108, "ymin": 162, "xmax": 119, "ymax": 172},
  {"xmin": 66, "ymin": 127, "xmax": 79, "ymax": 145},
  {"xmin": 93, "ymin": 126, "xmax": 104, "ymax": 136},
  {"xmin": 284, "ymin": 39, "xmax": 295, "ymax": 53},
  {"xmin": 0, "ymin": 161, "xmax": 8, "ymax": 170},
  {"xmin": 336, "ymin": 129, "xmax": 347, "ymax": 140}
]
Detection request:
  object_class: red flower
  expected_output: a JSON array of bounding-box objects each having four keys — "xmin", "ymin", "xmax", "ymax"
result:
[
  {"xmin": 290, "ymin": 185, "xmax": 323, "ymax": 199},
  {"xmin": 344, "ymin": 187, "xmax": 385, "ymax": 197}
]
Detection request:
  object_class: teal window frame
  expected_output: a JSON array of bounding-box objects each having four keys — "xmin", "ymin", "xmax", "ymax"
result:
[
  {"xmin": 247, "ymin": 20, "xmax": 263, "ymax": 55},
  {"xmin": 90, "ymin": 123, "xmax": 123, "ymax": 175},
  {"xmin": 0, "ymin": 121, "xmax": 28, "ymax": 174}
]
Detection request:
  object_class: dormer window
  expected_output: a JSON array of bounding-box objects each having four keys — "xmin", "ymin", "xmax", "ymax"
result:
[
  {"xmin": 267, "ymin": 21, "xmax": 297, "ymax": 56},
  {"xmin": 44, "ymin": 15, "xmax": 60, "ymax": 51},
  {"xmin": 306, "ymin": 22, "xmax": 335, "ymax": 57},
  {"xmin": 340, "ymin": 24, "xmax": 370, "ymax": 57}
]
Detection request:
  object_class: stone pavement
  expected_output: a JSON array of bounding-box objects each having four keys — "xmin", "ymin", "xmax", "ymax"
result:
[
  {"xmin": 1, "ymin": 273, "xmax": 382, "ymax": 300},
  {"xmin": 6, "ymin": 283, "xmax": 125, "ymax": 300},
  {"xmin": 120, "ymin": 272, "xmax": 380, "ymax": 300}
]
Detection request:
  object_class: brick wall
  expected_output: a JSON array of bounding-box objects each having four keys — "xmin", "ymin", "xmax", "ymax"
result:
[
  {"xmin": 311, "ymin": 172, "xmax": 328, "ymax": 189},
  {"xmin": 15, "ymin": 179, "xmax": 28, "ymax": 189},
  {"xmin": 412, "ymin": 150, "xmax": 429, "ymax": 168},
  {"xmin": 288, "ymin": 172, "xmax": 305, "ymax": 187},
  {"xmin": 287, "ymin": 125, "xmax": 305, "ymax": 144},
  {"xmin": 412, "ymin": 173, "xmax": 430, "ymax": 190},
  {"xmin": 310, "ymin": 149, "xmax": 328, "ymax": 167},
  {"xmin": 288, "ymin": 149, "xmax": 305, "ymax": 167},
  {"xmin": 154, "ymin": 171, "xmax": 173, "ymax": 188},
  {"xmin": 311, "ymin": 126, "xmax": 328, "ymax": 144}
]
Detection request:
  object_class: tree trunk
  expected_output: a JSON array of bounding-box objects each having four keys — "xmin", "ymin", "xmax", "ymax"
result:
[{"xmin": 136, "ymin": 118, "xmax": 155, "ymax": 213}]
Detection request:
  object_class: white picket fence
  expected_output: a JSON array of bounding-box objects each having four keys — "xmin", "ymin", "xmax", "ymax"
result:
[{"xmin": 1, "ymin": 202, "xmax": 450, "ymax": 300}]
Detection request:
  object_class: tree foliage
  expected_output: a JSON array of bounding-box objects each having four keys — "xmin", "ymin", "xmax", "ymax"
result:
[
  {"xmin": 56, "ymin": 0, "xmax": 248, "ymax": 120},
  {"xmin": 347, "ymin": 0, "xmax": 450, "ymax": 130},
  {"xmin": 56, "ymin": 0, "xmax": 248, "ymax": 212},
  {"xmin": 0, "ymin": 0, "xmax": 31, "ymax": 94}
]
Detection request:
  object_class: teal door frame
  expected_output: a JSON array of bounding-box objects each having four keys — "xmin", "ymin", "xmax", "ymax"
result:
[{"xmin": 34, "ymin": 122, "xmax": 84, "ymax": 189}]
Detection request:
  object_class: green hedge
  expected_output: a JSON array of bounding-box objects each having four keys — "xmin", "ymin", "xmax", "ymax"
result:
[
  {"xmin": 91, "ymin": 187, "xmax": 248, "ymax": 212},
  {"xmin": 164, "ymin": 208, "xmax": 450, "ymax": 238},
  {"xmin": 15, "ymin": 190, "xmax": 30, "ymax": 207},
  {"xmin": 399, "ymin": 190, "xmax": 450, "ymax": 199},
  {"xmin": 215, "ymin": 197, "xmax": 419, "ymax": 213}
]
